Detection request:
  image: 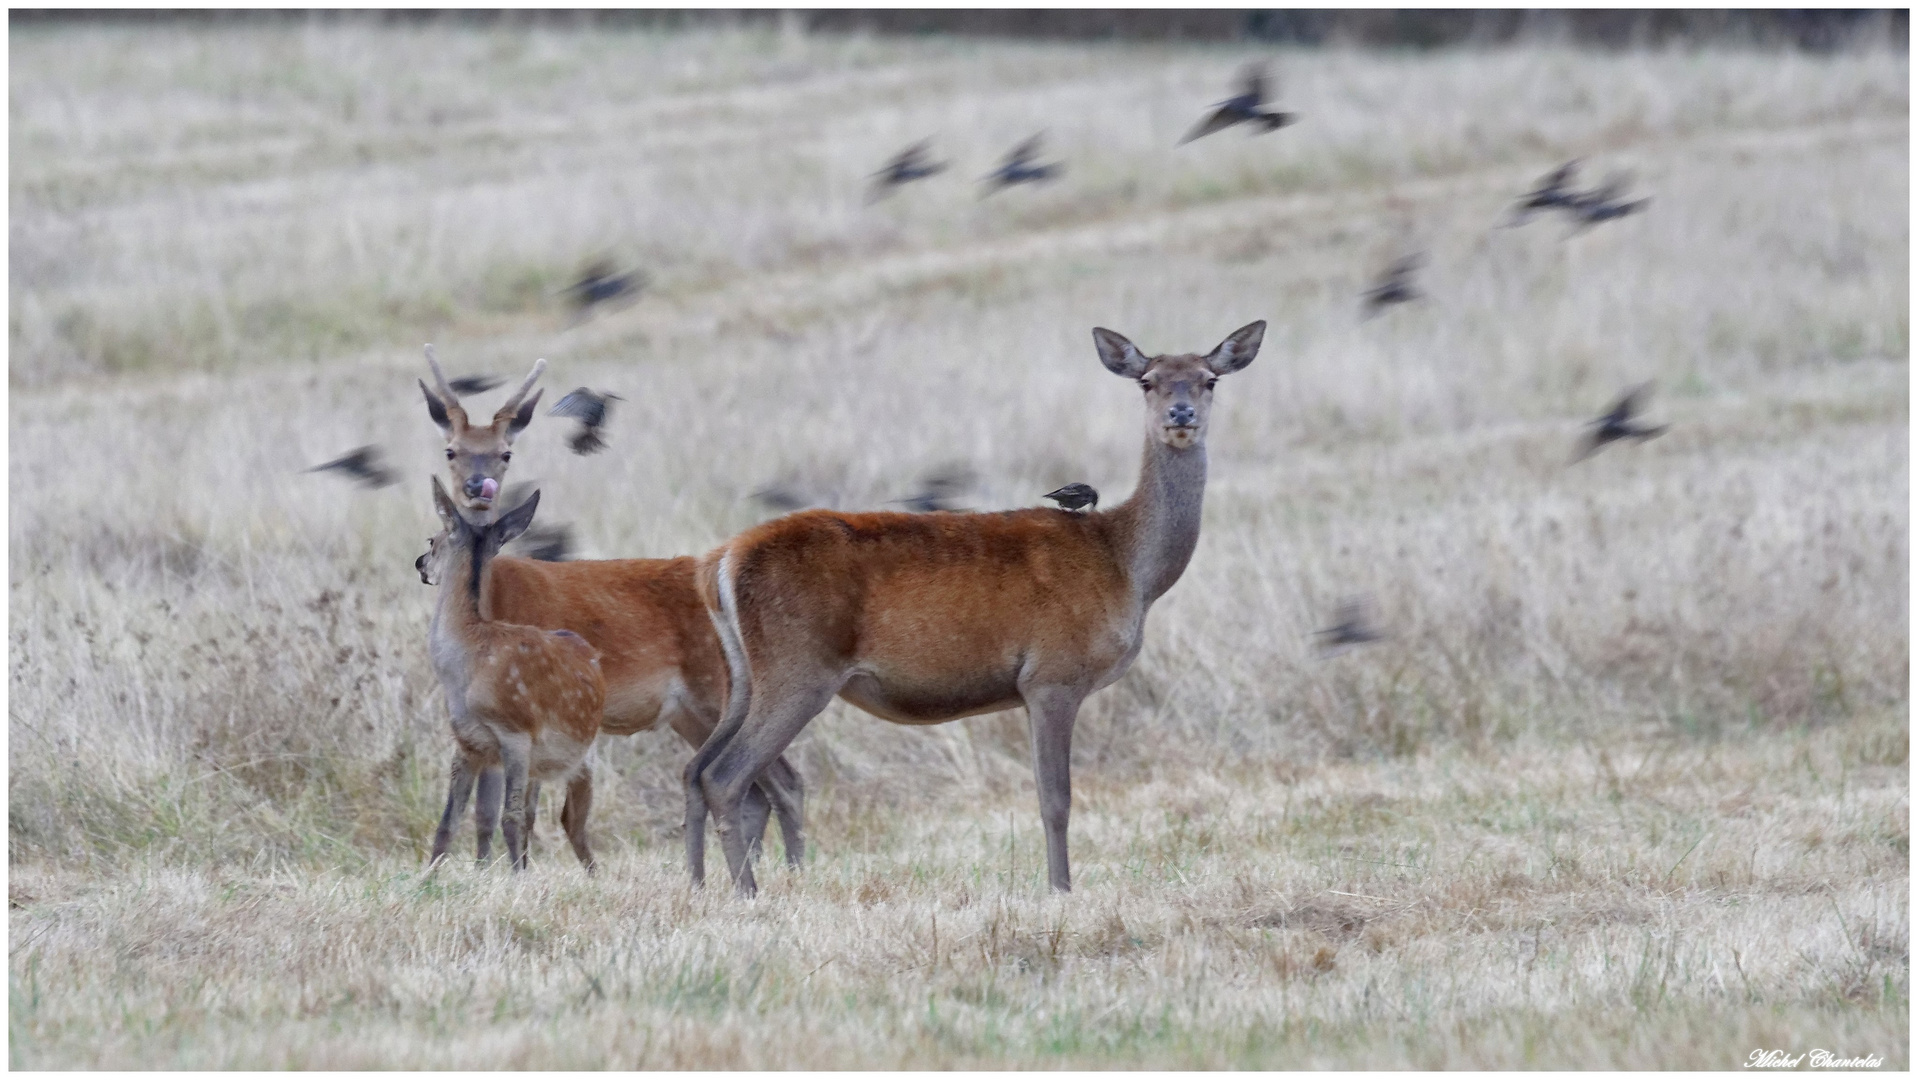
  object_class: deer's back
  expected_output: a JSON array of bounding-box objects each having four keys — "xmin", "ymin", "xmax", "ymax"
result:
[
  {"xmin": 465, "ymin": 623, "xmax": 605, "ymax": 747},
  {"xmin": 715, "ymin": 508, "xmax": 1140, "ymax": 713},
  {"xmin": 486, "ymin": 554, "xmax": 727, "ymax": 734}
]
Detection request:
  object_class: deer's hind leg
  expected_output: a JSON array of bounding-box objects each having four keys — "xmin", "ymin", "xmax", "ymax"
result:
[
  {"xmin": 560, "ymin": 767, "xmax": 596, "ymax": 873},
  {"xmin": 699, "ymin": 675, "xmax": 840, "ymax": 896},
  {"xmin": 758, "ymin": 755, "xmax": 807, "ymax": 869}
]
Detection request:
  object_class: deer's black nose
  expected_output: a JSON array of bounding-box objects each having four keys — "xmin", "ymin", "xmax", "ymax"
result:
[
  {"xmin": 1168, "ymin": 403, "xmax": 1197, "ymax": 427},
  {"xmin": 464, "ymin": 476, "xmax": 487, "ymax": 499}
]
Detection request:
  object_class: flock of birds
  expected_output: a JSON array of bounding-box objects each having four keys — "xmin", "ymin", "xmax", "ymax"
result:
[{"xmin": 306, "ymin": 60, "xmax": 1669, "ymax": 657}]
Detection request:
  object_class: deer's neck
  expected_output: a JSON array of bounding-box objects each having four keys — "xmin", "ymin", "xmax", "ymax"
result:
[
  {"xmin": 430, "ymin": 545, "xmax": 495, "ymax": 656},
  {"xmin": 1110, "ymin": 435, "xmax": 1207, "ymax": 606}
]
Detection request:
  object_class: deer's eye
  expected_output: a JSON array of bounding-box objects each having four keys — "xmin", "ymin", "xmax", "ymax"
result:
[
  {"xmin": 1205, "ymin": 378, "xmax": 1219, "ymax": 391},
  {"xmin": 444, "ymin": 449, "xmax": 456, "ymax": 460},
  {"xmin": 501, "ymin": 452, "xmax": 512, "ymax": 463},
  {"xmin": 1138, "ymin": 378, "xmax": 1151, "ymax": 391}
]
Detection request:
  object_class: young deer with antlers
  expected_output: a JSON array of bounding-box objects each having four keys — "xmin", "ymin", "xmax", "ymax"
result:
[
  {"xmin": 684, "ymin": 321, "xmax": 1264, "ymax": 895},
  {"xmin": 417, "ymin": 350, "xmax": 806, "ymax": 867},
  {"xmin": 424, "ymin": 480, "xmax": 604, "ymax": 872}
]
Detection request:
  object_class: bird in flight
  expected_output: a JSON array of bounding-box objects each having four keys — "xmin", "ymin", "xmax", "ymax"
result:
[
  {"xmin": 1505, "ymin": 160, "xmax": 1584, "ymax": 226},
  {"xmin": 1565, "ymin": 173, "xmax": 1651, "ymax": 234},
  {"xmin": 1179, "ymin": 63, "xmax": 1297, "ymax": 145},
  {"xmin": 513, "ymin": 523, "xmax": 576, "ymax": 562},
  {"xmin": 1044, "ymin": 483, "xmax": 1099, "ymax": 512},
  {"xmin": 564, "ymin": 258, "xmax": 645, "ymax": 325},
  {"xmin": 1316, "ymin": 597, "xmax": 1385, "ymax": 656},
  {"xmin": 868, "ymin": 140, "xmax": 948, "ymax": 201},
  {"xmin": 1573, "ymin": 382, "xmax": 1668, "ymax": 462},
  {"xmin": 446, "ymin": 373, "xmax": 504, "ymax": 397},
  {"xmin": 894, "ymin": 463, "xmax": 976, "ymax": 513},
  {"xmin": 982, "ymin": 134, "xmax": 1062, "ymax": 194},
  {"xmin": 306, "ymin": 445, "xmax": 397, "ymax": 489},
  {"xmin": 1362, "ymin": 253, "xmax": 1424, "ymax": 319},
  {"xmin": 549, "ymin": 388, "xmax": 623, "ymax": 456}
]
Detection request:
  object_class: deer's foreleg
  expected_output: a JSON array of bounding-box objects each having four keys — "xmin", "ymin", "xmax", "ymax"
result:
[
  {"xmin": 431, "ymin": 751, "xmax": 479, "ymax": 866},
  {"xmin": 497, "ymin": 736, "xmax": 533, "ymax": 872},
  {"xmin": 473, "ymin": 764, "xmax": 503, "ymax": 864},
  {"xmin": 1023, "ymin": 684, "xmax": 1086, "ymax": 893}
]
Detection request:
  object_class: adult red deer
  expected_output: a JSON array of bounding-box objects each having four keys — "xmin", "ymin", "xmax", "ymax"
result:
[
  {"xmin": 684, "ymin": 321, "xmax": 1264, "ymax": 894},
  {"xmin": 417, "ymin": 350, "xmax": 805, "ymax": 866}
]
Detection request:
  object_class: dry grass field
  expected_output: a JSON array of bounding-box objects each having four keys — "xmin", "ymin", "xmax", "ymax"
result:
[{"xmin": 8, "ymin": 19, "xmax": 1909, "ymax": 1069}]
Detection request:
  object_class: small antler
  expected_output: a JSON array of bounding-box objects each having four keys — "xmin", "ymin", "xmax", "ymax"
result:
[
  {"xmin": 494, "ymin": 357, "xmax": 547, "ymax": 424},
  {"xmin": 421, "ymin": 343, "xmax": 469, "ymax": 432}
]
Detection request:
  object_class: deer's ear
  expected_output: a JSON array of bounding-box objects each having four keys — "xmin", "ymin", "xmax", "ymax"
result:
[
  {"xmin": 430, "ymin": 475, "xmax": 460, "ymax": 529},
  {"xmin": 1093, "ymin": 327, "xmax": 1150, "ymax": 378},
  {"xmin": 421, "ymin": 380, "xmax": 460, "ymax": 437},
  {"xmin": 501, "ymin": 388, "xmax": 542, "ymax": 445},
  {"xmin": 494, "ymin": 489, "xmax": 541, "ymax": 547},
  {"xmin": 1205, "ymin": 320, "xmax": 1265, "ymax": 375}
]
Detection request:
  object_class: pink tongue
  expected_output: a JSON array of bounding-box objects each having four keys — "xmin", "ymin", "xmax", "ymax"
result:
[{"xmin": 480, "ymin": 478, "xmax": 499, "ymax": 501}]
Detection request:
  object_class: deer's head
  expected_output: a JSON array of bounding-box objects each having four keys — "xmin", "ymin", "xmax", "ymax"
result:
[
  {"xmin": 424, "ymin": 476, "xmax": 540, "ymax": 588},
  {"xmin": 1093, "ymin": 321, "xmax": 1264, "ymax": 450},
  {"xmin": 419, "ymin": 345, "xmax": 545, "ymax": 520}
]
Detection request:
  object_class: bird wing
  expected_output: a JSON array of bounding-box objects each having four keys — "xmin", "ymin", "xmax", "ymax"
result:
[
  {"xmin": 447, "ymin": 374, "xmax": 503, "ymax": 396},
  {"xmin": 1608, "ymin": 381, "xmax": 1653, "ymax": 423},
  {"xmin": 549, "ymin": 389, "xmax": 608, "ymax": 425},
  {"xmin": 1239, "ymin": 63, "xmax": 1268, "ymax": 104},
  {"xmin": 1179, "ymin": 107, "xmax": 1240, "ymax": 145},
  {"xmin": 1006, "ymin": 134, "xmax": 1043, "ymax": 164},
  {"xmin": 1543, "ymin": 159, "xmax": 1580, "ymax": 189}
]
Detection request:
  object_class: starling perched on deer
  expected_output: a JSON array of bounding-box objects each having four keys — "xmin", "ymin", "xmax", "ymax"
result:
[
  {"xmin": 1574, "ymin": 382, "xmax": 1668, "ymax": 462},
  {"xmin": 306, "ymin": 445, "xmax": 397, "ymax": 489},
  {"xmin": 1044, "ymin": 483, "xmax": 1099, "ymax": 512},
  {"xmin": 1179, "ymin": 62, "xmax": 1297, "ymax": 145},
  {"xmin": 1361, "ymin": 253, "xmax": 1424, "ymax": 319},
  {"xmin": 564, "ymin": 258, "xmax": 645, "ymax": 325},
  {"xmin": 446, "ymin": 373, "xmax": 504, "ymax": 397},
  {"xmin": 1505, "ymin": 160, "xmax": 1583, "ymax": 226},
  {"xmin": 1316, "ymin": 598, "xmax": 1385, "ymax": 656},
  {"xmin": 550, "ymin": 388, "xmax": 622, "ymax": 456},
  {"xmin": 982, "ymin": 134, "xmax": 1061, "ymax": 194},
  {"xmin": 868, "ymin": 139, "xmax": 947, "ymax": 201}
]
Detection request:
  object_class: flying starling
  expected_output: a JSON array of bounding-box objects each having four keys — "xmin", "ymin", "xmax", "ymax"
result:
[
  {"xmin": 1574, "ymin": 382, "xmax": 1668, "ymax": 462},
  {"xmin": 868, "ymin": 139, "xmax": 948, "ymax": 201},
  {"xmin": 1505, "ymin": 160, "xmax": 1583, "ymax": 226},
  {"xmin": 564, "ymin": 258, "xmax": 645, "ymax": 324},
  {"xmin": 549, "ymin": 388, "xmax": 622, "ymax": 456},
  {"xmin": 1316, "ymin": 598, "xmax": 1385, "ymax": 656},
  {"xmin": 306, "ymin": 445, "xmax": 397, "ymax": 489},
  {"xmin": 894, "ymin": 463, "xmax": 976, "ymax": 513},
  {"xmin": 1044, "ymin": 483, "xmax": 1099, "ymax": 512},
  {"xmin": 1179, "ymin": 62, "xmax": 1297, "ymax": 145},
  {"xmin": 982, "ymin": 134, "xmax": 1062, "ymax": 194},
  {"xmin": 513, "ymin": 523, "xmax": 576, "ymax": 562},
  {"xmin": 1361, "ymin": 253, "xmax": 1424, "ymax": 319},
  {"xmin": 446, "ymin": 373, "xmax": 504, "ymax": 397}
]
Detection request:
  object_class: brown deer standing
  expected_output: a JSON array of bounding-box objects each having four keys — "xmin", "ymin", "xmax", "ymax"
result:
[
  {"xmin": 424, "ymin": 480, "xmax": 604, "ymax": 872},
  {"xmin": 417, "ymin": 350, "xmax": 806, "ymax": 866},
  {"xmin": 684, "ymin": 321, "xmax": 1264, "ymax": 894}
]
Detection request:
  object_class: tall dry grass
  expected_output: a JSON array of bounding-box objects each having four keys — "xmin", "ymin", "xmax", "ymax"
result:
[{"xmin": 9, "ymin": 20, "xmax": 1909, "ymax": 1068}]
